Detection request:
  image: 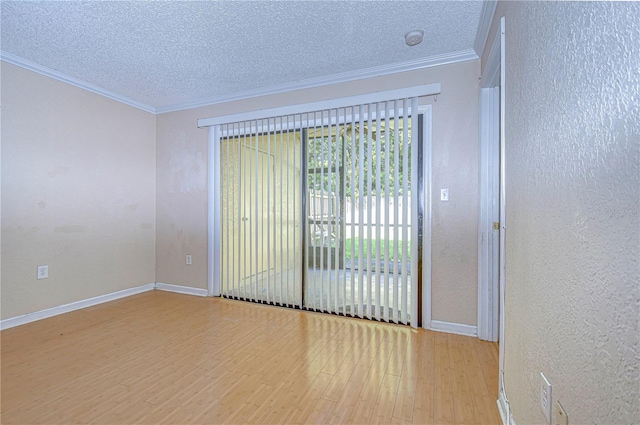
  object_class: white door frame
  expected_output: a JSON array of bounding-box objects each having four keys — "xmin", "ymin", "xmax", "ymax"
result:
[
  {"xmin": 420, "ymin": 105, "xmax": 433, "ymax": 330},
  {"xmin": 208, "ymin": 126, "xmax": 221, "ymax": 297},
  {"xmin": 204, "ymin": 87, "xmax": 438, "ymax": 323},
  {"xmin": 479, "ymin": 16, "xmax": 508, "ymax": 420},
  {"xmin": 478, "ymin": 19, "xmax": 503, "ymax": 343},
  {"xmin": 478, "ymin": 84, "xmax": 500, "ymax": 342}
]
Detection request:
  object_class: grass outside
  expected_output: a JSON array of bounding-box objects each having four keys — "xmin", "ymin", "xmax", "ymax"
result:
[{"xmin": 344, "ymin": 237, "xmax": 411, "ymax": 262}]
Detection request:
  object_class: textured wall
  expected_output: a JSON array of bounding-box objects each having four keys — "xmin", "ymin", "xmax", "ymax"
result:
[
  {"xmin": 156, "ymin": 60, "xmax": 481, "ymax": 326},
  {"xmin": 483, "ymin": 2, "xmax": 640, "ymax": 423},
  {"xmin": 1, "ymin": 62, "xmax": 157, "ymax": 319}
]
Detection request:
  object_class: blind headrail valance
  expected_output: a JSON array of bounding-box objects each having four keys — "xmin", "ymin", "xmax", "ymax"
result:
[{"xmin": 197, "ymin": 83, "xmax": 440, "ymax": 128}]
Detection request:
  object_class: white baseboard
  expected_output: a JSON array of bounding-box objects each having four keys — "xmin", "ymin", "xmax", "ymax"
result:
[
  {"xmin": 154, "ymin": 283, "xmax": 209, "ymax": 297},
  {"xmin": 497, "ymin": 389, "xmax": 516, "ymax": 425},
  {"xmin": 0, "ymin": 283, "xmax": 155, "ymax": 330},
  {"xmin": 429, "ymin": 320, "xmax": 478, "ymax": 337}
]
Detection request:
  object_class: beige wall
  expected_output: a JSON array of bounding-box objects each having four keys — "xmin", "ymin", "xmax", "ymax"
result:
[
  {"xmin": 1, "ymin": 57, "xmax": 481, "ymax": 327},
  {"xmin": 482, "ymin": 2, "xmax": 639, "ymax": 423},
  {"xmin": 156, "ymin": 60, "xmax": 481, "ymax": 326},
  {"xmin": 1, "ymin": 62, "xmax": 157, "ymax": 319}
]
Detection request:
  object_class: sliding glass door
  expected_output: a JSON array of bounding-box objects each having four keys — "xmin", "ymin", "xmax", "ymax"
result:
[
  {"xmin": 221, "ymin": 125, "xmax": 302, "ymax": 306},
  {"xmin": 219, "ymin": 99, "xmax": 422, "ymax": 326},
  {"xmin": 303, "ymin": 103, "xmax": 421, "ymax": 324}
]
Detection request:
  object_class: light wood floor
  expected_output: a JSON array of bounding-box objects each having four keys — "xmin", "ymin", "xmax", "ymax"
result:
[{"xmin": 1, "ymin": 291, "xmax": 501, "ymax": 424}]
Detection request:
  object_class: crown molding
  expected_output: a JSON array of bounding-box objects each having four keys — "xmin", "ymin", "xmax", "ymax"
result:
[
  {"xmin": 0, "ymin": 51, "xmax": 156, "ymax": 114},
  {"xmin": 156, "ymin": 49, "xmax": 478, "ymax": 114},
  {"xmin": 2, "ymin": 48, "xmax": 479, "ymax": 116},
  {"xmin": 474, "ymin": 0, "xmax": 498, "ymax": 56}
]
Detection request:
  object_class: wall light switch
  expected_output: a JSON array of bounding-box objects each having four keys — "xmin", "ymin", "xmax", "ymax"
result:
[
  {"xmin": 186, "ymin": 254, "xmax": 192, "ymax": 265},
  {"xmin": 540, "ymin": 372, "xmax": 553, "ymax": 424},
  {"xmin": 440, "ymin": 188, "xmax": 449, "ymax": 201},
  {"xmin": 37, "ymin": 265, "xmax": 49, "ymax": 280}
]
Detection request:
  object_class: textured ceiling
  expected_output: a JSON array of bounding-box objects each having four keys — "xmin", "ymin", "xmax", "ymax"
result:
[{"xmin": 1, "ymin": 1, "xmax": 484, "ymax": 111}]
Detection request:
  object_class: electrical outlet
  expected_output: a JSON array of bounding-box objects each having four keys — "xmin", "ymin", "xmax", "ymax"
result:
[
  {"xmin": 440, "ymin": 188, "xmax": 449, "ymax": 201},
  {"xmin": 37, "ymin": 265, "xmax": 49, "ymax": 280},
  {"xmin": 555, "ymin": 401, "xmax": 568, "ymax": 425},
  {"xmin": 186, "ymin": 254, "xmax": 192, "ymax": 265},
  {"xmin": 540, "ymin": 372, "xmax": 553, "ymax": 424}
]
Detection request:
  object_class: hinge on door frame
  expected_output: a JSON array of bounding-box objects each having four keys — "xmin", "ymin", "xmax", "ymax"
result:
[{"xmin": 493, "ymin": 222, "xmax": 500, "ymax": 231}]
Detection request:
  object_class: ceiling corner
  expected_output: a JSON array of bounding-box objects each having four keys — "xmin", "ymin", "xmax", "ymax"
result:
[{"xmin": 1, "ymin": 51, "xmax": 156, "ymax": 114}]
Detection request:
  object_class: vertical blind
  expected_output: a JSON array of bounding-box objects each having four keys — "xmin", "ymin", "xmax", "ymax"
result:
[
  {"xmin": 220, "ymin": 97, "xmax": 420, "ymax": 326},
  {"xmin": 220, "ymin": 122, "xmax": 302, "ymax": 307}
]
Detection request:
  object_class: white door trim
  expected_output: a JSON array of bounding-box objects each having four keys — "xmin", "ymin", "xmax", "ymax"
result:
[
  {"xmin": 208, "ymin": 126, "xmax": 221, "ymax": 297},
  {"xmin": 499, "ymin": 16, "xmax": 511, "ymax": 410},
  {"xmin": 477, "ymin": 85, "xmax": 500, "ymax": 342},
  {"xmin": 498, "ymin": 16, "xmax": 507, "ymax": 410},
  {"xmin": 478, "ymin": 13, "xmax": 504, "ymax": 343},
  {"xmin": 420, "ymin": 105, "xmax": 433, "ymax": 330},
  {"xmin": 479, "ymin": 15, "xmax": 510, "ymax": 424}
]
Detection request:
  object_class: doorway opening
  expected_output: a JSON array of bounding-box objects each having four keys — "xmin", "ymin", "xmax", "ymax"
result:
[{"xmin": 479, "ymin": 15, "xmax": 509, "ymax": 422}]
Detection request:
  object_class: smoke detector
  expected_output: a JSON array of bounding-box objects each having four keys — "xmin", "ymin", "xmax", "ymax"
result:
[{"xmin": 405, "ymin": 30, "xmax": 424, "ymax": 46}]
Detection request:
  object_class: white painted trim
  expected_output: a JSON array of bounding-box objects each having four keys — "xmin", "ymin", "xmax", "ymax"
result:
[
  {"xmin": 154, "ymin": 283, "xmax": 209, "ymax": 297},
  {"xmin": 0, "ymin": 283, "xmax": 155, "ymax": 330},
  {"xmin": 0, "ymin": 52, "xmax": 155, "ymax": 114},
  {"xmin": 421, "ymin": 106, "xmax": 433, "ymax": 330},
  {"xmin": 497, "ymin": 389, "xmax": 516, "ymax": 425},
  {"xmin": 409, "ymin": 100, "xmax": 421, "ymax": 328},
  {"xmin": 158, "ymin": 50, "xmax": 476, "ymax": 114},
  {"xmin": 477, "ymin": 86, "xmax": 500, "ymax": 342},
  {"xmin": 481, "ymin": 25, "xmax": 502, "ymax": 88},
  {"xmin": 498, "ymin": 16, "xmax": 507, "ymax": 406},
  {"xmin": 2, "ymin": 48, "xmax": 476, "ymax": 116},
  {"xmin": 198, "ymin": 84, "xmax": 441, "ymax": 128},
  {"xmin": 429, "ymin": 320, "xmax": 478, "ymax": 337},
  {"xmin": 480, "ymin": 14, "xmax": 507, "ymax": 403},
  {"xmin": 474, "ymin": 1, "xmax": 498, "ymax": 56},
  {"xmin": 480, "ymin": 14, "xmax": 511, "ymax": 424},
  {"xmin": 208, "ymin": 126, "xmax": 221, "ymax": 297}
]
